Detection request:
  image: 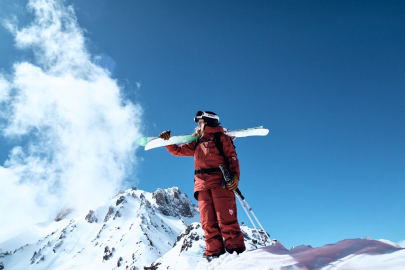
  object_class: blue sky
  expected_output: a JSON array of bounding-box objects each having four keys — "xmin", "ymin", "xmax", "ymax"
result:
[{"xmin": 0, "ymin": 0, "xmax": 404, "ymax": 249}]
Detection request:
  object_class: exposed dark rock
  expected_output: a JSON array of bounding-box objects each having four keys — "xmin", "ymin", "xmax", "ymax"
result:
[
  {"xmin": 114, "ymin": 211, "xmax": 121, "ymax": 220},
  {"xmin": 36, "ymin": 255, "xmax": 45, "ymax": 264},
  {"xmin": 144, "ymin": 262, "xmax": 161, "ymax": 270},
  {"xmin": 59, "ymin": 227, "xmax": 67, "ymax": 240},
  {"xmin": 117, "ymin": 256, "xmax": 123, "ymax": 267},
  {"xmin": 172, "ymin": 223, "xmax": 203, "ymax": 253},
  {"xmin": 114, "ymin": 207, "xmax": 123, "ymax": 220},
  {"xmin": 103, "ymin": 246, "xmax": 115, "ymax": 261},
  {"xmin": 132, "ymin": 186, "xmax": 137, "ymax": 190},
  {"xmin": 0, "ymin": 262, "xmax": 4, "ymax": 270},
  {"xmin": 180, "ymin": 232, "xmax": 200, "ymax": 253},
  {"xmin": 92, "ymin": 224, "xmax": 106, "ymax": 241},
  {"xmin": 0, "ymin": 251, "xmax": 11, "ymax": 258},
  {"xmin": 30, "ymin": 250, "xmax": 42, "ymax": 264},
  {"xmin": 85, "ymin": 210, "xmax": 98, "ymax": 223},
  {"xmin": 240, "ymin": 226, "xmax": 251, "ymax": 240},
  {"xmin": 141, "ymin": 199, "xmax": 152, "ymax": 210},
  {"xmin": 152, "ymin": 187, "xmax": 197, "ymax": 218},
  {"xmin": 242, "ymin": 231, "xmax": 251, "ymax": 240},
  {"xmin": 143, "ymin": 233, "xmax": 153, "ymax": 247},
  {"xmin": 53, "ymin": 240, "xmax": 63, "ymax": 253},
  {"xmin": 13, "ymin": 246, "xmax": 24, "ymax": 254},
  {"xmin": 173, "ymin": 223, "xmax": 202, "ymax": 250},
  {"xmin": 116, "ymin": 196, "xmax": 126, "ymax": 206},
  {"xmin": 154, "ymin": 193, "xmax": 165, "ymax": 206},
  {"xmin": 104, "ymin": 206, "xmax": 115, "ymax": 222}
]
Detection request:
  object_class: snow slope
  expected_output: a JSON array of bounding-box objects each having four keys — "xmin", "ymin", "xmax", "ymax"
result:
[
  {"xmin": 196, "ymin": 238, "xmax": 405, "ymax": 270},
  {"xmin": 0, "ymin": 187, "xmax": 266, "ymax": 270},
  {"xmin": 0, "ymin": 187, "xmax": 202, "ymax": 270},
  {"xmin": 145, "ymin": 222, "xmax": 268, "ymax": 270}
]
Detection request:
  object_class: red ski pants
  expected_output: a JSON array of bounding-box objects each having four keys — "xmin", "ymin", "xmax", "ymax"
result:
[{"xmin": 197, "ymin": 187, "xmax": 245, "ymax": 255}]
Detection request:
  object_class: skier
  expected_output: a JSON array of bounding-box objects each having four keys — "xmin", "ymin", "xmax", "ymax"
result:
[{"xmin": 159, "ymin": 111, "xmax": 246, "ymax": 260}]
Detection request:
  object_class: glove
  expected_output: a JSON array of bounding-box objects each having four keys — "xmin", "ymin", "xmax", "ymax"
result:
[
  {"xmin": 159, "ymin": 130, "xmax": 171, "ymax": 140},
  {"xmin": 227, "ymin": 175, "xmax": 239, "ymax": 192}
]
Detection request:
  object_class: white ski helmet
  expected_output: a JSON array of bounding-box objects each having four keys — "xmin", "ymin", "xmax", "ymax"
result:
[{"xmin": 194, "ymin": 111, "xmax": 220, "ymax": 127}]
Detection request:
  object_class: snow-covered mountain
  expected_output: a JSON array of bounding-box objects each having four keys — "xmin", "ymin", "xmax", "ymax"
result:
[
  {"xmin": 1, "ymin": 186, "xmax": 404, "ymax": 270},
  {"xmin": 0, "ymin": 187, "xmax": 267, "ymax": 270}
]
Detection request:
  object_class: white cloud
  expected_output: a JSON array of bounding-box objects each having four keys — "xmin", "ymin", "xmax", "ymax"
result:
[
  {"xmin": 0, "ymin": 0, "xmax": 142, "ymax": 243},
  {"xmin": 399, "ymin": 240, "xmax": 405, "ymax": 248}
]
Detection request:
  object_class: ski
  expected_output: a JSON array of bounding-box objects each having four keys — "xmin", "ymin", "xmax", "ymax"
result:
[
  {"xmin": 137, "ymin": 136, "xmax": 158, "ymax": 147},
  {"xmin": 137, "ymin": 126, "xmax": 269, "ymax": 151}
]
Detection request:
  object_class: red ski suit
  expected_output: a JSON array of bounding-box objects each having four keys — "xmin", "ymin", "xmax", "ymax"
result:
[{"xmin": 165, "ymin": 126, "xmax": 245, "ymax": 255}]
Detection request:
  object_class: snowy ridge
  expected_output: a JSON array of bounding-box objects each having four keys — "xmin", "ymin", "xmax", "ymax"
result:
[
  {"xmin": 0, "ymin": 187, "xmax": 265, "ymax": 270},
  {"xmin": 0, "ymin": 187, "xmax": 201, "ymax": 270},
  {"xmin": 144, "ymin": 222, "xmax": 268, "ymax": 269},
  {"xmin": 1, "ymin": 186, "xmax": 404, "ymax": 270}
]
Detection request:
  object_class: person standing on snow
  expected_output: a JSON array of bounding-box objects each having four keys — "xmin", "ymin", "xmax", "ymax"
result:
[{"xmin": 159, "ymin": 111, "xmax": 246, "ymax": 260}]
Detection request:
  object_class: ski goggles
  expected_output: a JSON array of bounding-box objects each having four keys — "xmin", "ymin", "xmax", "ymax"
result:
[{"xmin": 194, "ymin": 111, "xmax": 220, "ymax": 122}]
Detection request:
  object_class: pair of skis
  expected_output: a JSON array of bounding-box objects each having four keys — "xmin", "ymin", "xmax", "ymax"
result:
[
  {"xmin": 219, "ymin": 165, "xmax": 273, "ymax": 246},
  {"xmin": 137, "ymin": 126, "xmax": 269, "ymax": 150}
]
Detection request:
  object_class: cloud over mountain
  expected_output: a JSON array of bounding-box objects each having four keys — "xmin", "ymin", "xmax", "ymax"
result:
[{"xmin": 0, "ymin": 0, "xmax": 142, "ymax": 242}]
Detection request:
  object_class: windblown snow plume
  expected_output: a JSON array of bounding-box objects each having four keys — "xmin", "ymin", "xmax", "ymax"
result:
[{"xmin": 0, "ymin": 0, "xmax": 142, "ymax": 242}]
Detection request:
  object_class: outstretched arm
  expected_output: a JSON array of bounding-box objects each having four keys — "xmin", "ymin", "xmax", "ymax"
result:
[
  {"xmin": 159, "ymin": 130, "xmax": 196, "ymax": 157},
  {"xmin": 165, "ymin": 141, "xmax": 196, "ymax": 157}
]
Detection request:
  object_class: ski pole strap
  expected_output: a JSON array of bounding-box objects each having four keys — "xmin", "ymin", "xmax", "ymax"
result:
[{"xmin": 195, "ymin": 168, "xmax": 222, "ymax": 175}]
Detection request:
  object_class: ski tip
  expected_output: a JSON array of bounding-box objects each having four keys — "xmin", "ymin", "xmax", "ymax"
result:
[
  {"xmin": 136, "ymin": 137, "xmax": 148, "ymax": 146},
  {"xmin": 144, "ymin": 144, "xmax": 152, "ymax": 151}
]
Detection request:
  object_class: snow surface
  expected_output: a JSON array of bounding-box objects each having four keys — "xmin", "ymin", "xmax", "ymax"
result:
[
  {"xmin": 196, "ymin": 238, "xmax": 405, "ymax": 270},
  {"xmin": 1, "ymin": 187, "xmax": 404, "ymax": 270}
]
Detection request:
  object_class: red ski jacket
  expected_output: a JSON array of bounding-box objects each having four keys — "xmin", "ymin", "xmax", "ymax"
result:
[{"xmin": 165, "ymin": 126, "xmax": 240, "ymax": 200}]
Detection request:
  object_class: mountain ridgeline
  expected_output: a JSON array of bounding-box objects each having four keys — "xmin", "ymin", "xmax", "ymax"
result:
[{"xmin": 0, "ymin": 187, "xmax": 268, "ymax": 270}]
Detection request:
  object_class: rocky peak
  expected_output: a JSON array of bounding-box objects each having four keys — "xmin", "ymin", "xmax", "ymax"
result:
[
  {"xmin": 152, "ymin": 187, "xmax": 198, "ymax": 218},
  {"xmin": 1, "ymin": 187, "xmax": 200, "ymax": 270}
]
